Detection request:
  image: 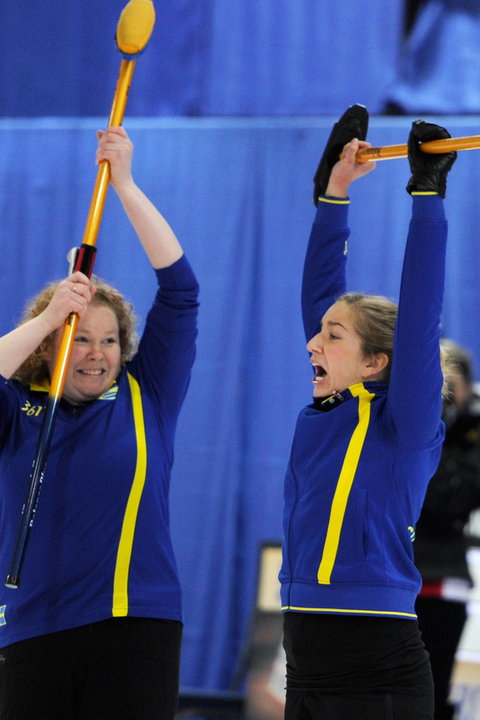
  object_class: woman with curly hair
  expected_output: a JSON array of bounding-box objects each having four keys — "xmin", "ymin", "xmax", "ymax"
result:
[{"xmin": 0, "ymin": 126, "xmax": 199, "ymax": 719}]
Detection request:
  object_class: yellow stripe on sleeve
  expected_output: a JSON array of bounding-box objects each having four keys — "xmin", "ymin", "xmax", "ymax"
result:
[
  {"xmin": 317, "ymin": 384, "xmax": 374, "ymax": 584},
  {"xmin": 410, "ymin": 191, "xmax": 438, "ymax": 196},
  {"xmin": 112, "ymin": 372, "xmax": 148, "ymax": 616},
  {"xmin": 317, "ymin": 196, "xmax": 350, "ymax": 205}
]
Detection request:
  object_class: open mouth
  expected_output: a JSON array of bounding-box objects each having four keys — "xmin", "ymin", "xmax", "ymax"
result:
[
  {"xmin": 312, "ymin": 365, "xmax": 326, "ymax": 383},
  {"xmin": 77, "ymin": 369, "xmax": 105, "ymax": 376}
]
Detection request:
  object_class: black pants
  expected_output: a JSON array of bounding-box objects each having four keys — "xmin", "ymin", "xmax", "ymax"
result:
[
  {"xmin": 283, "ymin": 613, "xmax": 434, "ymax": 720},
  {"xmin": 416, "ymin": 597, "xmax": 467, "ymax": 720},
  {"xmin": 285, "ymin": 690, "xmax": 434, "ymax": 719},
  {"xmin": 0, "ymin": 617, "xmax": 182, "ymax": 720}
]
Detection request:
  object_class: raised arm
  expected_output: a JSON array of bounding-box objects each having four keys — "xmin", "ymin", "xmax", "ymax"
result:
[
  {"xmin": 302, "ymin": 139, "xmax": 375, "ymax": 341},
  {"xmin": 0, "ymin": 272, "xmax": 94, "ymax": 379},
  {"xmin": 99, "ymin": 127, "xmax": 199, "ymax": 417},
  {"xmin": 388, "ymin": 121, "xmax": 457, "ymax": 445},
  {"xmin": 96, "ymin": 126, "xmax": 183, "ymax": 269}
]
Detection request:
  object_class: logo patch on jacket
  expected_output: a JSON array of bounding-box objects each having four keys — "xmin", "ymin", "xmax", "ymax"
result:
[{"xmin": 98, "ymin": 384, "xmax": 119, "ymax": 401}]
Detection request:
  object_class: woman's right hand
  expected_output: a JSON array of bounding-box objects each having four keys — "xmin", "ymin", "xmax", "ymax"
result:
[
  {"xmin": 40, "ymin": 271, "xmax": 95, "ymax": 332},
  {"xmin": 325, "ymin": 139, "xmax": 376, "ymax": 198}
]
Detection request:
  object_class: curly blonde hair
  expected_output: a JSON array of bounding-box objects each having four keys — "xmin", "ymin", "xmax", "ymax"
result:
[{"xmin": 13, "ymin": 276, "xmax": 138, "ymax": 386}]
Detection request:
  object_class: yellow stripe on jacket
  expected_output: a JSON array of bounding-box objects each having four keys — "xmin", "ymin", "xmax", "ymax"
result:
[
  {"xmin": 317, "ymin": 384, "xmax": 375, "ymax": 584},
  {"xmin": 112, "ymin": 372, "xmax": 147, "ymax": 616}
]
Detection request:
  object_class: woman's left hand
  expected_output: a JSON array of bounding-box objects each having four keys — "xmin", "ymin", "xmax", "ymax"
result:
[{"xmin": 96, "ymin": 126, "xmax": 134, "ymax": 192}]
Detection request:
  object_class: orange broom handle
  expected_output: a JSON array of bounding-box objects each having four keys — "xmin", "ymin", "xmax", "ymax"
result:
[
  {"xmin": 6, "ymin": 0, "xmax": 155, "ymax": 589},
  {"xmin": 51, "ymin": 60, "xmax": 137, "ymax": 400},
  {"xmin": 354, "ymin": 135, "xmax": 480, "ymax": 163},
  {"xmin": 51, "ymin": 0, "xmax": 155, "ymax": 401},
  {"xmin": 82, "ymin": 61, "xmax": 136, "ymax": 249}
]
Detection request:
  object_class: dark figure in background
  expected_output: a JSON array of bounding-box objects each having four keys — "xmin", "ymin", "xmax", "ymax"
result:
[
  {"xmin": 415, "ymin": 339, "xmax": 480, "ymax": 720},
  {"xmin": 384, "ymin": 0, "xmax": 480, "ymax": 115},
  {"xmin": 404, "ymin": 0, "xmax": 429, "ymax": 35}
]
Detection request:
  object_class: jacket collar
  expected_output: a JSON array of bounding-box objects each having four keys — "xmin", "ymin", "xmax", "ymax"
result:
[{"xmin": 312, "ymin": 381, "xmax": 387, "ymax": 411}]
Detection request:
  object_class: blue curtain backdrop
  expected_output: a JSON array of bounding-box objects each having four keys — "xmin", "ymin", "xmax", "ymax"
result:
[
  {"xmin": 1, "ymin": 117, "xmax": 480, "ymax": 689},
  {"xmin": 0, "ymin": 0, "xmax": 404, "ymax": 117}
]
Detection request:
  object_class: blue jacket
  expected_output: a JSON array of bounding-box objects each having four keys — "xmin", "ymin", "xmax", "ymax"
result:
[
  {"xmin": 0, "ymin": 255, "xmax": 198, "ymax": 647},
  {"xmin": 280, "ymin": 195, "xmax": 447, "ymax": 619}
]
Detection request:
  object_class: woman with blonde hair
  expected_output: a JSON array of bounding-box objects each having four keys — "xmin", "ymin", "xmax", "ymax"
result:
[
  {"xmin": 280, "ymin": 113, "xmax": 457, "ymax": 719},
  {"xmin": 0, "ymin": 126, "xmax": 199, "ymax": 719}
]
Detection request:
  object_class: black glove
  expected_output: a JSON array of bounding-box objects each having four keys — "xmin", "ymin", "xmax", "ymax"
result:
[
  {"xmin": 406, "ymin": 120, "xmax": 457, "ymax": 198},
  {"xmin": 313, "ymin": 104, "xmax": 369, "ymax": 205}
]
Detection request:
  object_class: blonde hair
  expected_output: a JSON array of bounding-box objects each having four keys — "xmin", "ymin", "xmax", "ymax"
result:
[
  {"xmin": 13, "ymin": 276, "xmax": 138, "ymax": 386},
  {"xmin": 338, "ymin": 292, "xmax": 449, "ymax": 395},
  {"xmin": 338, "ymin": 293, "xmax": 397, "ymax": 382}
]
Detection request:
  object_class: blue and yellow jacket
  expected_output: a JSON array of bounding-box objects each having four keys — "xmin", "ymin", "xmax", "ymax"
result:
[
  {"xmin": 280, "ymin": 195, "xmax": 447, "ymax": 619},
  {"xmin": 0, "ymin": 255, "xmax": 198, "ymax": 648}
]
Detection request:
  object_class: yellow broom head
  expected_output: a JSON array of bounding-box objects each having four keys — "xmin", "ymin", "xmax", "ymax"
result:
[{"xmin": 116, "ymin": 0, "xmax": 156, "ymax": 56}]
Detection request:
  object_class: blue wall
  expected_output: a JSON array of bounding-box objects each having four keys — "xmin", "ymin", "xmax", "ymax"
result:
[{"xmin": 1, "ymin": 116, "xmax": 480, "ymax": 687}]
